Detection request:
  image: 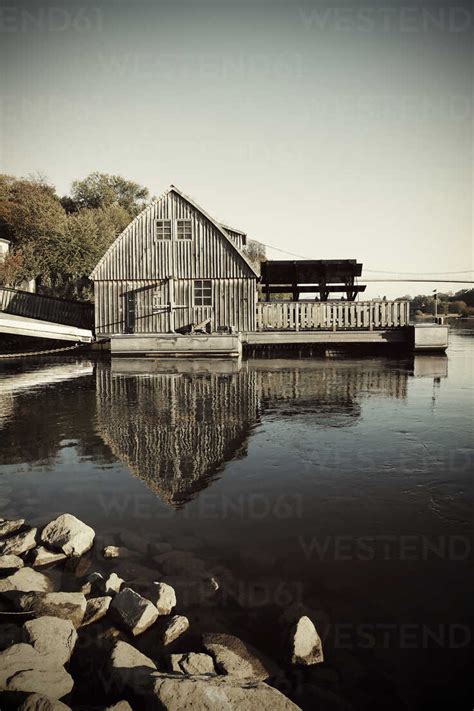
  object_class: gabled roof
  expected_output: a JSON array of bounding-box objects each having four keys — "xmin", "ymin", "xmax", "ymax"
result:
[{"xmin": 90, "ymin": 185, "xmax": 258, "ymax": 279}]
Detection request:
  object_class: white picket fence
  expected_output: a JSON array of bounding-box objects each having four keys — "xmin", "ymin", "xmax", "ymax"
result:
[{"xmin": 255, "ymin": 300, "xmax": 410, "ymax": 331}]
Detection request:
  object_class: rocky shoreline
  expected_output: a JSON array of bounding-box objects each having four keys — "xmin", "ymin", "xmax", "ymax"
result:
[{"xmin": 0, "ymin": 513, "xmax": 325, "ymax": 710}]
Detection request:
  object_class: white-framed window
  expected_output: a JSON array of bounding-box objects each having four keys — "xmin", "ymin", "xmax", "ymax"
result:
[
  {"xmin": 176, "ymin": 219, "xmax": 192, "ymax": 240},
  {"xmin": 194, "ymin": 279, "xmax": 212, "ymax": 306},
  {"xmin": 155, "ymin": 219, "xmax": 172, "ymax": 240}
]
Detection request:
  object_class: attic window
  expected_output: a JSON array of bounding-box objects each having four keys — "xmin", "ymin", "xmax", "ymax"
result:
[
  {"xmin": 176, "ymin": 219, "xmax": 192, "ymax": 239},
  {"xmin": 194, "ymin": 279, "xmax": 212, "ymax": 306},
  {"xmin": 155, "ymin": 219, "xmax": 172, "ymax": 240}
]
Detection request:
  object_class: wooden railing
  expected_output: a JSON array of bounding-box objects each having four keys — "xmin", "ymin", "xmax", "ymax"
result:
[
  {"xmin": 255, "ymin": 300, "xmax": 410, "ymax": 331},
  {"xmin": 0, "ymin": 287, "xmax": 94, "ymax": 330}
]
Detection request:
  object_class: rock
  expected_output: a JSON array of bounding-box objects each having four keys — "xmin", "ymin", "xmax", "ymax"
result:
[
  {"xmin": 18, "ymin": 693, "xmax": 71, "ymax": 710},
  {"xmin": 103, "ymin": 545, "xmax": 136, "ymax": 559},
  {"xmin": 142, "ymin": 673, "xmax": 302, "ymax": 710},
  {"xmin": 105, "ymin": 703, "xmax": 133, "ymax": 711},
  {"xmin": 14, "ymin": 592, "xmax": 87, "ymax": 628},
  {"xmin": 110, "ymin": 587, "xmax": 159, "ymax": 636},
  {"xmin": 107, "ymin": 640, "xmax": 156, "ymax": 694},
  {"xmin": 290, "ymin": 616, "xmax": 324, "ymax": 665},
  {"xmin": 150, "ymin": 541, "xmax": 173, "ymax": 555},
  {"xmin": 0, "ymin": 528, "xmax": 37, "ymax": 556},
  {"xmin": 150, "ymin": 582, "xmax": 176, "ymax": 615},
  {"xmin": 0, "ymin": 554, "xmax": 24, "ymax": 570},
  {"xmin": 41, "ymin": 514, "xmax": 95, "ymax": 557},
  {"xmin": 31, "ymin": 547, "xmax": 67, "ymax": 568},
  {"xmin": 0, "ymin": 622, "xmax": 22, "ymax": 650},
  {"xmin": 202, "ymin": 632, "xmax": 278, "ymax": 681},
  {"xmin": 159, "ymin": 575, "xmax": 219, "ymax": 606},
  {"xmin": 0, "ymin": 518, "xmax": 25, "ymax": 538},
  {"xmin": 170, "ymin": 652, "xmax": 215, "ymax": 675},
  {"xmin": 89, "ymin": 571, "xmax": 124, "ymax": 596},
  {"xmin": 81, "ymin": 596, "xmax": 112, "ymax": 626},
  {"xmin": 22, "ymin": 616, "xmax": 77, "ymax": 665},
  {"xmin": 154, "ymin": 550, "xmax": 209, "ymax": 578},
  {"xmin": 0, "ymin": 643, "xmax": 73, "ymax": 699},
  {"xmin": 119, "ymin": 530, "xmax": 148, "ymax": 555},
  {"xmin": 162, "ymin": 615, "xmax": 189, "ymax": 645},
  {"xmin": 0, "ymin": 567, "xmax": 53, "ymax": 594}
]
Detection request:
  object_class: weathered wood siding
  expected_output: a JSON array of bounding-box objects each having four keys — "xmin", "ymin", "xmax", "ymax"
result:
[
  {"xmin": 95, "ymin": 278, "xmax": 256, "ymax": 335},
  {"xmin": 92, "ymin": 192, "xmax": 254, "ymax": 281},
  {"xmin": 92, "ymin": 190, "xmax": 256, "ymax": 335}
]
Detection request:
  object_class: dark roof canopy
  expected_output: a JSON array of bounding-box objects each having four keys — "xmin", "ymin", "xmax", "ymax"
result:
[{"xmin": 260, "ymin": 259, "xmax": 365, "ymax": 301}]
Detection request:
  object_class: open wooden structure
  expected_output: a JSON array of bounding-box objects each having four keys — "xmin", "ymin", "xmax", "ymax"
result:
[{"xmin": 260, "ymin": 259, "xmax": 365, "ymax": 301}]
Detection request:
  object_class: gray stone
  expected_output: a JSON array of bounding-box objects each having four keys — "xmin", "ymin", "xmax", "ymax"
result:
[
  {"xmin": 151, "ymin": 541, "xmax": 173, "ymax": 555},
  {"xmin": 202, "ymin": 632, "xmax": 278, "ymax": 681},
  {"xmin": 41, "ymin": 514, "xmax": 95, "ymax": 557},
  {"xmin": 0, "ymin": 643, "xmax": 73, "ymax": 699},
  {"xmin": 119, "ymin": 530, "xmax": 148, "ymax": 555},
  {"xmin": 162, "ymin": 615, "xmax": 189, "ymax": 646},
  {"xmin": 22, "ymin": 616, "xmax": 77, "ymax": 665},
  {"xmin": 14, "ymin": 592, "xmax": 87, "ymax": 628},
  {"xmin": 0, "ymin": 622, "xmax": 22, "ymax": 650},
  {"xmin": 0, "ymin": 567, "xmax": 53, "ymax": 594},
  {"xmin": 290, "ymin": 616, "xmax": 324, "ymax": 665},
  {"xmin": 107, "ymin": 640, "xmax": 156, "ymax": 694},
  {"xmin": 103, "ymin": 545, "xmax": 136, "ymax": 559},
  {"xmin": 111, "ymin": 587, "xmax": 159, "ymax": 636},
  {"xmin": 0, "ymin": 518, "xmax": 25, "ymax": 538},
  {"xmin": 0, "ymin": 528, "xmax": 37, "ymax": 556},
  {"xmin": 81, "ymin": 596, "xmax": 112, "ymax": 626},
  {"xmin": 143, "ymin": 673, "xmax": 302, "ymax": 710},
  {"xmin": 150, "ymin": 582, "xmax": 176, "ymax": 615},
  {"xmin": 170, "ymin": 652, "xmax": 216, "ymax": 675},
  {"xmin": 18, "ymin": 693, "xmax": 71, "ymax": 710},
  {"xmin": 89, "ymin": 571, "xmax": 124, "ymax": 596},
  {"xmin": 31, "ymin": 547, "xmax": 67, "ymax": 567},
  {"xmin": 0, "ymin": 554, "xmax": 24, "ymax": 570}
]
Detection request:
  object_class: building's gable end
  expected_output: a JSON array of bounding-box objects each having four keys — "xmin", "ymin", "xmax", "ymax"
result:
[{"xmin": 90, "ymin": 187, "xmax": 257, "ymax": 281}]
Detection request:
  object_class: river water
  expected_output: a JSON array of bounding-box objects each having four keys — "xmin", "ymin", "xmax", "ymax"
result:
[{"xmin": 0, "ymin": 330, "xmax": 472, "ymax": 710}]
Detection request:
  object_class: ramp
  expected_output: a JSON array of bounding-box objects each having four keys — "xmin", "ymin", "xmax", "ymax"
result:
[{"xmin": 0, "ymin": 287, "xmax": 94, "ymax": 343}]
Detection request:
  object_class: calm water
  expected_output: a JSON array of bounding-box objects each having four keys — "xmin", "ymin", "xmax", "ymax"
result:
[{"xmin": 0, "ymin": 332, "xmax": 472, "ymax": 710}]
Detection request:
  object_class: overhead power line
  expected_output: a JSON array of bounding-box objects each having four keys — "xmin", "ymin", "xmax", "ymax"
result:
[{"xmin": 257, "ymin": 241, "xmax": 473, "ymax": 278}]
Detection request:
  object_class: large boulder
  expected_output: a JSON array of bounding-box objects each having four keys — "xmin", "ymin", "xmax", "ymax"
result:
[
  {"xmin": 18, "ymin": 693, "xmax": 71, "ymax": 710},
  {"xmin": 140, "ymin": 673, "xmax": 302, "ymax": 710},
  {"xmin": 0, "ymin": 518, "xmax": 25, "ymax": 538},
  {"xmin": 22, "ymin": 616, "xmax": 78, "ymax": 665},
  {"xmin": 148, "ymin": 582, "xmax": 176, "ymax": 615},
  {"xmin": 170, "ymin": 652, "xmax": 216, "ymax": 675},
  {"xmin": 81, "ymin": 596, "xmax": 112, "ymax": 626},
  {"xmin": 162, "ymin": 615, "xmax": 189, "ymax": 646},
  {"xmin": 89, "ymin": 571, "xmax": 124, "ymax": 596},
  {"xmin": 41, "ymin": 514, "xmax": 95, "ymax": 557},
  {"xmin": 107, "ymin": 640, "xmax": 156, "ymax": 695},
  {"xmin": 110, "ymin": 588, "xmax": 159, "ymax": 636},
  {"xmin": 31, "ymin": 547, "xmax": 67, "ymax": 568},
  {"xmin": 289, "ymin": 616, "xmax": 324, "ymax": 665},
  {"xmin": 14, "ymin": 592, "xmax": 87, "ymax": 628},
  {"xmin": 0, "ymin": 567, "xmax": 53, "ymax": 594},
  {"xmin": 202, "ymin": 633, "xmax": 278, "ymax": 680},
  {"xmin": 0, "ymin": 643, "xmax": 73, "ymax": 699},
  {"xmin": 0, "ymin": 554, "xmax": 24, "ymax": 570},
  {"xmin": 0, "ymin": 528, "xmax": 37, "ymax": 556}
]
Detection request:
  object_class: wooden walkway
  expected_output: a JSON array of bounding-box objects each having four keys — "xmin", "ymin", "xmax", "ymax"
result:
[{"xmin": 0, "ymin": 287, "xmax": 94, "ymax": 343}]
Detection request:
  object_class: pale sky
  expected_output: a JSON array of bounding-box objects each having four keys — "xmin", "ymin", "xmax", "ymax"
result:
[{"xmin": 1, "ymin": 0, "xmax": 472, "ymax": 298}]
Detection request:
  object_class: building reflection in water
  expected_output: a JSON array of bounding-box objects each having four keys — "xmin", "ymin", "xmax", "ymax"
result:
[{"xmin": 96, "ymin": 355, "xmax": 446, "ymax": 508}]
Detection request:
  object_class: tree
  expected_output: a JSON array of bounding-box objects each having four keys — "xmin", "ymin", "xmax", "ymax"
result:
[
  {"xmin": 67, "ymin": 172, "xmax": 150, "ymax": 216},
  {"xmin": 0, "ymin": 249, "xmax": 24, "ymax": 287}
]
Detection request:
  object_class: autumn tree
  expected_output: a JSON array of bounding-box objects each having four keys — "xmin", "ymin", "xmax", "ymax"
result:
[{"xmin": 66, "ymin": 172, "xmax": 150, "ymax": 216}]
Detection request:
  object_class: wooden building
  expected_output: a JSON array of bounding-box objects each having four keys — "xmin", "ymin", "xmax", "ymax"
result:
[{"xmin": 90, "ymin": 186, "xmax": 258, "ymax": 336}]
